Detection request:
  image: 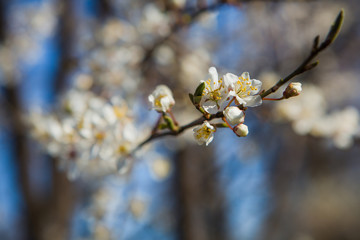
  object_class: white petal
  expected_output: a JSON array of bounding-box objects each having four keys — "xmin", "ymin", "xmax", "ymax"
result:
[
  {"xmin": 224, "ymin": 73, "xmax": 238, "ymax": 89},
  {"xmin": 160, "ymin": 96, "xmax": 171, "ymax": 112},
  {"xmin": 202, "ymin": 101, "xmax": 219, "ymax": 114},
  {"xmin": 228, "ymin": 90, "xmax": 238, "ymax": 98},
  {"xmin": 205, "ymin": 134, "xmax": 214, "ymax": 146},
  {"xmin": 79, "ymin": 128, "xmax": 93, "ymax": 139},
  {"xmin": 103, "ymin": 105, "xmax": 117, "ymax": 124},
  {"xmin": 241, "ymin": 72, "xmax": 250, "ymax": 81},
  {"xmin": 148, "ymin": 94, "xmax": 155, "ymax": 104},
  {"xmin": 209, "ymin": 67, "xmax": 218, "ymax": 83},
  {"xmin": 251, "ymin": 79, "xmax": 262, "ymax": 94},
  {"xmin": 235, "ymin": 95, "xmax": 247, "ymax": 106},
  {"xmin": 243, "ymin": 95, "xmax": 262, "ymax": 107},
  {"xmin": 204, "ymin": 121, "xmax": 215, "ymax": 130},
  {"xmin": 217, "ymin": 97, "xmax": 229, "ymax": 112}
]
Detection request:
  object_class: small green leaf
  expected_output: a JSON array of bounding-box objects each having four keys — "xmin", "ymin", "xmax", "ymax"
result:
[
  {"xmin": 321, "ymin": 9, "xmax": 344, "ymax": 49},
  {"xmin": 193, "ymin": 96, "xmax": 202, "ymax": 104},
  {"xmin": 158, "ymin": 123, "xmax": 168, "ymax": 130},
  {"xmin": 193, "ymin": 82, "xmax": 205, "ymax": 104},
  {"xmin": 189, "ymin": 93, "xmax": 194, "ymax": 104},
  {"xmin": 194, "ymin": 82, "xmax": 205, "ymax": 97}
]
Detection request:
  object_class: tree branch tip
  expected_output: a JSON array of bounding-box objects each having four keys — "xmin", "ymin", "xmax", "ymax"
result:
[
  {"xmin": 313, "ymin": 35, "xmax": 320, "ymax": 49},
  {"xmin": 320, "ymin": 9, "xmax": 344, "ymax": 49},
  {"xmin": 339, "ymin": 9, "xmax": 345, "ymax": 18}
]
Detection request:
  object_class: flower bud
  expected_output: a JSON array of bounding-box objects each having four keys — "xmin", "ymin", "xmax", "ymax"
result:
[
  {"xmin": 233, "ymin": 124, "xmax": 249, "ymax": 137},
  {"xmin": 223, "ymin": 107, "xmax": 245, "ymax": 125},
  {"xmin": 283, "ymin": 82, "xmax": 302, "ymax": 99},
  {"xmin": 148, "ymin": 85, "xmax": 175, "ymax": 112}
]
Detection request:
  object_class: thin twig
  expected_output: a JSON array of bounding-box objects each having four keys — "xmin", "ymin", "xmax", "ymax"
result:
[
  {"xmin": 260, "ymin": 10, "xmax": 344, "ymax": 99},
  {"xmin": 130, "ymin": 111, "xmax": 223, "ymax": 154}
]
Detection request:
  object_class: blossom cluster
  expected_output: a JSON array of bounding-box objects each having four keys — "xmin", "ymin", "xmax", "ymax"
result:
[
  {"xmin": 28, "ymin": 86, "xmax": 138, "ymax": 179},
  {"xmin": 148, "ymin": 66, "xmax": 264, "ymax": 146},
  {"xmin": 21, "ymin": 2, "xmax": 177, "ymax": 182}
]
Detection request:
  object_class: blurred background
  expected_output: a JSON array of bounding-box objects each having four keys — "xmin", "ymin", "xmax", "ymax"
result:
[{"xmin": 0, "ymin": 0, "xmax": 360, "ymax": 240}]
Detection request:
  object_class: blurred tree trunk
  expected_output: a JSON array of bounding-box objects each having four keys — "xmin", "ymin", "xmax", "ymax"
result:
[
  {"xmin": 45, "ymin": 0, "xmax": 78, "ymax": 239},
  {"xmin": 0, "ymin": 0, "xmax": 44, "ymax": 239},
  {"xmin": 260, "ymin": 129, "xmax": 306, "ymax": 240},
  {"xmin": 4, "ymin": 85, "xmax": 41, "ymax": 240},
  {"xmin": 1, "ymin": 0, "xmax": 77, "ymax": 239},
  {"xmin": 174, "ymin": 145, "xmax": 228, "ymax": 240}
]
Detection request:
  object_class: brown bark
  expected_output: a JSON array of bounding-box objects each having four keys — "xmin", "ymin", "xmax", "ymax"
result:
[{"xmin": 174, "ymin": 145, "xmax": 228, "ymax": 240}]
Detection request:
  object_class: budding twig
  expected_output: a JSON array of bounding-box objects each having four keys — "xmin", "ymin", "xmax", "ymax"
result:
[
  {"xmin": 260, "ymin": 10, "xmax": 344, "ymax": 99},
  {"xmin": 130, "ymin": 111, "xmax": 224, "ymax": 156},
  {"xmin": 128, "ymin": 9, "xmax": 345, "ymax": 162}
]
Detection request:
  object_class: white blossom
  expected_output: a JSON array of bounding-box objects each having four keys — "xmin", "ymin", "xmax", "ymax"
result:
[
  {"xmin": 275, "ymin": 84, "xmax": 360, "ymax": 149},
  {"xmin": 200, "ymin": 67, "xmax": 230, "ymax": 114},
  {"xmin": 193, "ymin": 121, "xmax": 216, "ymax": 146},
  {"xmin": 28, "ymin": 90, "xmax": 139, "ymax": 179},
  {"xmin": 311, "ymin": 107, "xmax": 360, "ymax": 149},
  {"xmin": 224, "ymin": 72, "xmax": 262, "ymax": 107},
  {"xmin": 148, "ymin": 84, "xmax": 175, "ymax": 112}
]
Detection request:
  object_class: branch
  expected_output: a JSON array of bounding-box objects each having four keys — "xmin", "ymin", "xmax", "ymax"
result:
[
  {"xmin": 129, "ymin": 9, "xmax": 344, "ymax": 161},
  {"xmin": 260, "ymin": 9, "xmax": 344, "ymax": 99},
  {"xmin": 130, "ymin": 111, "xmax": 224, "ymax": 156}
]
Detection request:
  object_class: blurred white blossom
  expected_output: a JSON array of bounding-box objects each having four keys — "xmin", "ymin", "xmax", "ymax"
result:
[
  {"xmin": 28, "ymin": 90, "xmax": 139, "ymax": 179},
  {"xmin": 148, "ymin": 85, "xmax": 175, "ymax": 112},
  {"xmin": 148, "ymin": 156, "xmax": 172, "ymax": 181},
  {"xmin": 129, "ymin": 197, "xmax": 147, "ymax": 219},
  {"xmin": 275, "ymin": 84, "xmax": 360, "ymax": 148}
]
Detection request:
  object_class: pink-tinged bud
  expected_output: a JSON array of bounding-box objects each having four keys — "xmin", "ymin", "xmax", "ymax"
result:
[
  {"xmin": 233, "ymin": 124, "xmax": 249, "ymax": 137},
  {"xmin": 283, "ymin": 82, "xmax": 302, "ymax": 99}
]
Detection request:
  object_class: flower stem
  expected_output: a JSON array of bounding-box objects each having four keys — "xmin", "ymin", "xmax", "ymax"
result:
[
  {"xmin": 222, "ymin": 117, "xmax": 233, "ymax": 131},
  {"xmin": 260, "ymin": 10, "xmax": 344, "ymax": 99},
  {"xmin": 226, "ymin": 97, "xmax": 235, "ymax": 108},
  {"xmin": 168, "ymin": 110, "xmax": 179, "ymax": 126}
]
